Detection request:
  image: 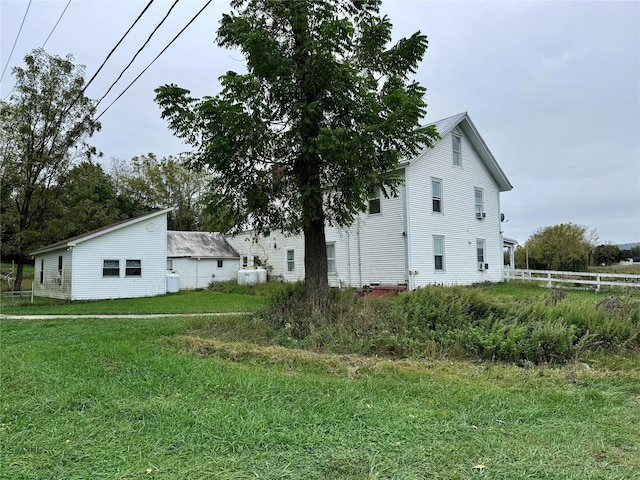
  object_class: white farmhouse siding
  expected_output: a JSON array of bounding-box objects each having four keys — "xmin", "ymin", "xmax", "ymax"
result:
[
  {"xmin": 167, "ymin": 231, "xmax": 240, "ymax": 289},
  {"xmin": 226, "ymin": 230, "xmax": 306, "ymax": 282},
  {"xmin": 227, "ymin": 112, "xmax": 512, "ymax": 289},
  {"xmin": 32, "ymin": 210, "xmax": 170, "ymax": 301},
  {"xmin": 405, "ymin": 119, "xmax": 507, "ymax": 285}
]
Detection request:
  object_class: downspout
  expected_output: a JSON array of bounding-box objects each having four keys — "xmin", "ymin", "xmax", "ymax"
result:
[
  {"xmin": 402, "ymin": 168, "xmax": 413, "ymax": 290},
  {"xmin": 196, "ymin": 257, "xmax": 200, "ymax": 289},
  {"xmin": 346, "ymin": 229, "xmax": 351, "ymax": 287},
  {"xmin": 357, "ymin": 218, "xmax": 362, "ymax": 287}
]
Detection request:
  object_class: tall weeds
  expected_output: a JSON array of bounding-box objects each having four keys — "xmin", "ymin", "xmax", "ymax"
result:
[{"xmin": 259, "ymin": 283, "xmax": 640, "ymax": 364}]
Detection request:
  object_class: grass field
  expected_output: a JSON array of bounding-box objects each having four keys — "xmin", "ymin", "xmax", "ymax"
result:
[{"xmin": 2, "ymin": 314, "xmax": 639, "ymax": 479}]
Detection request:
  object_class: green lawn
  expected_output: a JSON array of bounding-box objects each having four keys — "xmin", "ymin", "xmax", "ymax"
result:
[
  {"xmin": 0, "ymin": 289, "xmax": 266, "ymax": 316},
  {"xmin": 1, "ymin": 315, "xmax": 639, "ymax": 479}
]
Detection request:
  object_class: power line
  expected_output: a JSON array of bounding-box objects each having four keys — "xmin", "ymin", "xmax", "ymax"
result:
[
  {"xmin": 96, "ymin": 0, "xmax": 213, "ymax": 121},
  {"xmin": 82, "ymin": 0, "xmax": 155, "ymax": 95},
  {"xmin": 96, "ymin": 0, "xmax": 180, "ymax": 109},
  {"xmin": 42, "ymin": 0, "xmax": 72, "ymax": 48},
  {"xmin": 0, "ymin": 0, "xmax": 33, "ymax": 82}
]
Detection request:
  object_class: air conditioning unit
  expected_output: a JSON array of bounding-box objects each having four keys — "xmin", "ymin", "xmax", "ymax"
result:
[
  {"xmin": 476, "ymin": 212, "xmax": 486, "ymax": 219},
  {"xmin": 478, "ymin": 262, "xmax": 485, "ymax": 271}
]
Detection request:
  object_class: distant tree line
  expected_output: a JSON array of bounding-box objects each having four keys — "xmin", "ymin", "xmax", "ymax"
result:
[{"xmin": 513, "ymin": 222, "xmax": 637, "ymax": 271}]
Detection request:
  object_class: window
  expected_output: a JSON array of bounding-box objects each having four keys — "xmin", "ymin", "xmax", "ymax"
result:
[
  {"xmin": 432, "ymin": 178, "xmax": 443, "ymax": 213},
  {"xmin": 217, "ymin": 260, "xmax": 224, "ymax": 268},
  {"xmin": 287, "ymin": 250, "xmax": 295, "ymax": 272},
  {"xmin": 40, "ymin": 259, "xmax": 44, "ymax": 284},
  {"xmin": 167, "ymin": 259, "xmax": 173, "ymax": 270},
  {"xmin": 368, "ymin": 189, "xmax": 381, "ymax": 215},
  {"xmin": 326, "ymin": 243, "xmax": 336, "ymax": 274},
  {"xmin": 453, "ymin": 135, "xmax": 461, "ymax": 166},
  {"xmin": 126, "ymin": 259, "xmax": 141, "ymax": 277},
  {"xmin": 242, "ymin": 256, "xmax": 248, "ymax": 268},
  {"xmin": 103, "ymin": 259, "xmax": 120, "ymax": 277},
  {"xmin": 477, "ymin": 239, "xmax": 486, "ymax": 263},
  {"xmin": 58, "ymin": 255, "xmax": 63, "ymax": 272},
  {"xmin": 433, "ymin": 236, "xmax": 445, "ymax": 271},
  {"xmin": 475, "ymin": 187, "xmax": 484, "ymax": 216}
]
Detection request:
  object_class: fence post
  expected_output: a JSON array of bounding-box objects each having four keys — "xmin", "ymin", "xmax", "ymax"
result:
[
  {"xmin": 596, "ymin": 274, "xmax": 601, "ymax": 294},
  {"xmin": 547, "ymin": 272, "xmax": 552, "ymax": 288}
]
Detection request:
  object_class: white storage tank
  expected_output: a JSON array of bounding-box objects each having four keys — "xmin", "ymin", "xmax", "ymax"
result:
[
  {"xmin": 238, "ymin": 268, "xmax": 268, "ymax": 285},
  {"xmin": 166, "ymin": 272, "xmax": 180, "ymax": 293}
]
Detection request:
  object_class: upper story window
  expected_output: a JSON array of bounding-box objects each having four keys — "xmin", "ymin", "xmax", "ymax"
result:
[
  {"xmin": 126, "ymin": 259, "xmax": 142, "ymax": 277},
  {"xmin": 326, "ymin": 243, "xmax": 336, "ymax": 274},
  {"xmin": 433, "ymin": 236, "xmax": 445, "ymax": 271},
  {"xmin": 368, "ymin": 189, "xmax": 381, "ymax": 215},
  {"xmin": 452, "ymin": 135, "xmax": 462, "ymax": 166},
  {"xmin": 286, "ymin": 249, "xmax": 295, "ymax": 272},
  {"xmin": 475, "ymin": 187, "xmax": 484, "ymax": 218},
  {"xmin": 432, "ymin": 178, "xmax": 443, "ymax": 213}
]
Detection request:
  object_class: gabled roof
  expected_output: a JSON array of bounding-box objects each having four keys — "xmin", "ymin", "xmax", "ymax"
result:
[
  {"xmin": 167, "ymin": 231, "xmax": 239, "ymax": 258},
  {"xmin": 30, "ymin": 209, "xmax": 172, "ymax": 256},
  {"xmin": 402, "ymin": 112, "xmax": 513, "ymax": 192}
]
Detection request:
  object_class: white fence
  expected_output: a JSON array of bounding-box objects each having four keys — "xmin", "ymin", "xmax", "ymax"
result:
[{"xmin": 504, "ymin": 269, "xmax": 640, "ymax": 292}]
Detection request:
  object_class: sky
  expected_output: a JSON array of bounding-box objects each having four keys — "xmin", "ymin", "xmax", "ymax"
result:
[{"xmin": 1, "ymin": 0, "xmax": 639, "ymax": 245}]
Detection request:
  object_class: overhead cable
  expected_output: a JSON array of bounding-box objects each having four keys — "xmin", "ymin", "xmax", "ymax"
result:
[
  {"xmin": 96, "ymin": 0, "xmax": 213, "ymax": 121},
  {"xmin": 42, "ymin": 0, "xmax": 72, "ymax": 48},
  {"xmin": 96, "ymin": 0, "xmax": 180, "ymax": 108},
  {"xmin": 0, "ymin": 0, "xmax": 33, "ymax": 82},
  {"xmin": 82, "ymin": 0, "xmax": 155, "ymax": 95}
]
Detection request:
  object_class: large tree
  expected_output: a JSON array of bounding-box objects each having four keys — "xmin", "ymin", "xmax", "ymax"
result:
[
  {"xmin": 0, "ymin": 48, "xmax": 100, "ymax": 291},
  {"xmin": 110, "ymin": 154, "xmax": 209, "ymax": 231},
  {"xmin": 520, "ymin": 223, "xmax": 597, "ymax": 271},
  {"xmin": 155, "ymin": 0, "xmax": 437, "ymax": 304}
]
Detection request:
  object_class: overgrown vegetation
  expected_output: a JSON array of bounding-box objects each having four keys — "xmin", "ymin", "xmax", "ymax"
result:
[
  {"xmin": 2, "ymin": 315, "xmax": 639, "ymax": 479},
  {"xmin": 258, "ymin": 282, "xmax": 640, "ymax": 365}
]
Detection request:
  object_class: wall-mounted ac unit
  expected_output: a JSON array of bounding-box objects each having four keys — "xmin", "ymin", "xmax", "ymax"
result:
[
  {"xmin": 476, "ymin": 212, "xmax": 486, "ymax": 219},
  {"xmin": 478, "ymin": 262, "xmax": 485, "ymax": 271}
]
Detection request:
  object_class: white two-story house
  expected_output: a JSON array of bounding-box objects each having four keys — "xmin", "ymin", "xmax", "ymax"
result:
[{"xmin": 227, "ymin": 112, "xmax": 513, "ymax": 288}]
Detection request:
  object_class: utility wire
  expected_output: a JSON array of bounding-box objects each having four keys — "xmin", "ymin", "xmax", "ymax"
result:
[
  {"xmin": 96, "ymin": 0, "xmax": 212, "ymax": 121},
  {"xmin": 82, "ymin": 0, "xmax": 155, "ymax": 95},
  {"xmin": 42, "ymin": 0, "xmax": 72, "ymax": 48},
  {"xmin": 0, "ymin": 0, "xmax": 33, "ymax": 82},
  {"xmin": 96, "ymin": 0, "xmax": 179, "ymax": 108}
]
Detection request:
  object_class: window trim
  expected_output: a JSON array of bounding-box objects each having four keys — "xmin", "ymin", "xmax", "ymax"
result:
[
  {"xmin": 475, "ymin": 187, "xmax": 484, "ymax": 216},
  {"xmin": 432, "ymin": 178, "xmax": 443, "ymax": 214},
  {"xmin": 433, "ymin": 235, "xmax": 445, "ymax": 272},
  {"xmin": 103, "ymin": 259, "xmax": 120, "ymax": 277},
  {"xmin": 368, "ymin": 189, "xmax": 381, "ymax": 215},
  {"xmin": 125, "ymin": 259, "xmax": 142, "ymax": 277},
  {"xmin": 326, "ymin": 242, "xmax": 336, "ymax": 274},
  {"xmin": 476, "ymin": 239, "xmax": 486, "ymax": 264},
  {"xmin": 452, "ymin": 134, "xmax": 462, "ymax": 167},
  {"xmin": 286, "ymin": 249, "xmax": 295, "ymax": 272},
  {"xmin": 217, "ymin": 259, "xmax": 224, "ymax": 269}
]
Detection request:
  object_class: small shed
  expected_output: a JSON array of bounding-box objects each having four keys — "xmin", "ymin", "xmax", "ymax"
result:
[{"xmin": 167, "ymin": 231, "xmax": 240, "ymax": 289}]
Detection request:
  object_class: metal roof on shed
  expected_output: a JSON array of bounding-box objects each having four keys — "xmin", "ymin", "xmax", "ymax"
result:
[{"xmin": 167, "ymin": 231, "xmax": 239, "ymax": 258}]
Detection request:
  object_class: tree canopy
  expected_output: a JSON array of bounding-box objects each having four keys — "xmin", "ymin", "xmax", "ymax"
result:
[
  {"xmin": 0, "ymin": 48, "xmax": 100, "ymax": 290},
  {"xmin": 516, "ymin": 223, "xmax": 597, "ymax": 271},
  {"xmin": 155, "ymin": 0, "xmax": 437, "ymax": 302}
]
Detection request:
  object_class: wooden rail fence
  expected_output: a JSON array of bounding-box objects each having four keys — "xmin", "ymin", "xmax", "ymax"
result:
[{"xmin": 504, "ymin": 268, "xmax": 640, "ymax": 292}]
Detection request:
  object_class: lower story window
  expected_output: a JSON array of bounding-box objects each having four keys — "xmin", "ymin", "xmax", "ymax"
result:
[
  {"xmin": 217, "ymin": 260, "xmax": 224, "ymax": 268},
  {"xmin": 477, "ymin": 239, "xmax": 486, "ymax": 263},
  {"xmin": 126, "ymin": 259, "xmax": 142, "ymax": 277},
  {"xmin": 326, "ymin": 243, "xmax": 336, "ymax": 274},
  {"xmin": 103, "ymin": 259, "xmax": 120, "ymax": 277},
  {"xmin": 287, "ymin": 250, "xmax": 295, "ymax": 272},
  {"xmin": 433, "ymin": 236, "xmax": 445, "ymax": 271}
]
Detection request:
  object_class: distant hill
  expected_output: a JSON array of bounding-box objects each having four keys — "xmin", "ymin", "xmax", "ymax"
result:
[{"xmin": 618, "ymin": 242, "xmax": 640, "ymax": 250}]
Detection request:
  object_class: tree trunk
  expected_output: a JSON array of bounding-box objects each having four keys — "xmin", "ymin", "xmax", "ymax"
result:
[
  {"xmin": 304, "ymin": 215, "xmax": 329, "ymax": 308},
  {"xmin": 12, "ymin": 262, "xmax": 24, "ymax": 292}
]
